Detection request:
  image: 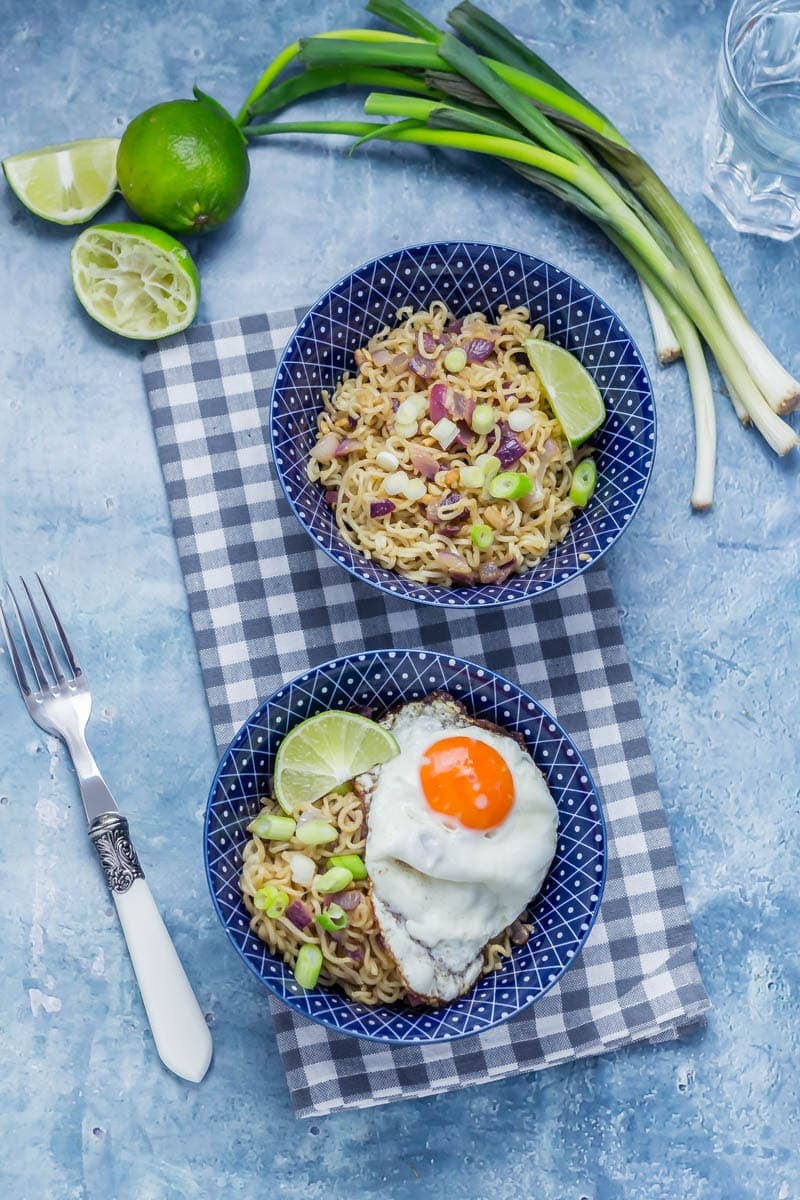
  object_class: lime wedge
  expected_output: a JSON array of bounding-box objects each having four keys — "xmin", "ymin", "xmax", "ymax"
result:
[
  {"xmin": 274, "ymin": 712, "xmax": 400, "ymax": 814},
  {"xmin": 2, "ymin": 138, "xmax": 120, "ymax": 225},
  {"xmin": 70, "ymin": 222, "xmax": 200, "ymax": 340},
  {"xmin": 525, "ymin": 338, "xmax": 606, "ymax": 447}
]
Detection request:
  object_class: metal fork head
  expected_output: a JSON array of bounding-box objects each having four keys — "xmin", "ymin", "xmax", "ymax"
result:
[{"xmin": 0, "ymin": 574, "xmax": 90, "ymax": 740}]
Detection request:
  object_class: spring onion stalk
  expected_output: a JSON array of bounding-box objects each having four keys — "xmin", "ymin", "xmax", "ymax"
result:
[
  {"xmin": 248, "ymin": 67, "xmax": 441, "ymax": 119},
  {"xmin": 358, "ymin": 93, "xmax": 796, "ymax": 451},
  {"xmin": 471, "ymin": 523, "xmax": 495, "ymax": 549},
  {"xmin": 249, "ymin": 813, "xmax": 296, "ymax": 840},
  {"xmin": 569, "ymin": 459, "xmax": 598, "ymax": 507},
  {"xmin": 614, "ymin": 235, "xmax": 716, "ymax": 509},
  {"xmin": 316, "ymin": 866, "xmax": 354, "ymax": 893},
  {"xmin": 447, "ymin": 1, "xmax": 800, "ymax": 413},
  {"xmin": 295, "ymin": 819, "xmax": 338, "ymax": 846},
  {"xmin": 316, "ymin": 903, "xmax": 348, "ymax": 932},
  {"xmin": 444, "ymin": 346, "xmax": 467, "ymax": 371},
  {"xmin": 236, "ymin": 28, "xmax": 420, "ymax": 124},
  {"xmin": 639, "ymin": 280, "xmax": 681, "ymax": 365}
]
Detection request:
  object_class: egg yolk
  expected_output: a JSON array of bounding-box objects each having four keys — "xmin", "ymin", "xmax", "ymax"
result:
[{"xmin": 419, "ymin": 735, "xmax": 515, "ymax": 831}]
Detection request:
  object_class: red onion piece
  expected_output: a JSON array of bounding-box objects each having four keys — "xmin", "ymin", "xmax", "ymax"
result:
[
  {"xmin": 510, "ymin": 918, "xmax": 530, "ymax": 945},
  {"xmin": 327, "ymin": 889, "xmax": 362, "ymax": 911},
  {"xmin": 409, "ymin": 353, "xmax": 435, "ymax": 379},
  {"xmin": 369, "ymin": 499, "xmax": 395, "ymax": 518},
  {"xmin": 333, "ymin": 437, "xmax": 362, "ymax": 458},
  {"xmin": 344, "ymin": 945, "xmax": 364, "ymax": 964},
  {"xmin": 310, "ymin": 432, "xmax": 340, "ymax": 464},
  {"xmin": 435, "ymin": 550, "xmax": 474, "ymax": 581},
  {"xmin": 542, "ymin": 437, "xmax": 559, "ymax": 459},
  {"xmin": 324, "ymin": 490, "xmax": 339, "ymax": 507},
  {"xmin": 495, "ymin": 422, "xmax": 526, "ymax": 467},
  {"xmin": 439, "ymin": 521, "xmax": 467, "ymax": 536},
  {"xmin": 428, "ymin": 382, "xmax": 450, "ymax": 423},
  {"xmin": 410, "ymin": 445, "xmax": 440, "ymax": 480},
  {"xmin": 371, "ymin": 347, "xmax": 392, "ymax": 366},
  {"xmin": 427, "ymin": 492, "xmax": 465, "ymax": 524},
  {"xmin": 454, "ymin": 423, "xmax": 475, "ymax": 449},
  {"xmin": 450, "ymin": 391, "xmax": 475, "ymax": 424},
  {"xmin": 390, "ymin": 353, "xmax": 409, "ymax": 374},
  {"xmin": 419, "ymin": 331, "xmax": 440, "ymax": 357},
  {"xmin": 285, "ymin": 899, "xmax": 313, "ymax": 930},
  {"xmin": 406, "ymin": 990, "xmax": 428, "ymax": 1006},
  {"xmin": 479, "ymin": 561, "xmax": 517, "ymax": 586},
  {"xmin": 446, "ymin": 317, "xmax": 464, "ymax": 335},
  {"xmin": 465, "ymin": 336, "xmax": 495, "ymax": 363}
]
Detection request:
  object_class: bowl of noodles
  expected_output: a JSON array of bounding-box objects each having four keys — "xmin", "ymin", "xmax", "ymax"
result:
[
  {"xmin": 204, "ymin": 649, "xmax": 606, "ymax": 1044},
  {"xmin": 270, "ymin": 241, "xmax": 655, "ymax": 608}
]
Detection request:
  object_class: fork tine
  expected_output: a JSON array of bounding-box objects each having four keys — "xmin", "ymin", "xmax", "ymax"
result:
[
  {"xmin": 6, "ymin": 583, "xmax": 49, "ymax": 691},
  {"xmin": 0, "ymin": 597, "xmax": 31, "ymax": 696},
  {"xmin": 21, "ymin": 576, "xmax": 65, "ymax": 684},
  {"xmin": 35, "ymin": 573, "xmax": 82, "ymax": 679}
]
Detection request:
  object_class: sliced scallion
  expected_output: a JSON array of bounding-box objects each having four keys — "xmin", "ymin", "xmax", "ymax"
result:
[
  {"xmin": 316, "ymin": 866, "xmax": 355, "ymax": 893},
  {"xmin": 249, "ymin": 813, "xmax": 296, "ymax": 841},
  {"xmin": 295, "ymin": 819, "xmax": 338, "ymax": 847},
  {"xmin": 328, "ymin": 853, "xmax": 368, "ymax": 879},
  {"xmin": 444, "ymin": 346, "xmax": 467, "ymax": 372},
  {"xmin": 316, "ymin": 903, "xmax": 348, "ymax": 931},
  {"xmin": 471, "ymin": 403, "xmax": 495, "ymax": 434},
  {"xmin": 569, "ymin": 459, "xmax": 598, "ymax": 507},
  {"xmin": 470, "ymin": 523, "xmax": 495, "ymax": 550},
  {"xmin": 294, "ymin": 943, "xmax": 324, "ymax": 989},
  {"xmin": 488, "ymin": 471, "xmax": 533, "ymax": 501}
]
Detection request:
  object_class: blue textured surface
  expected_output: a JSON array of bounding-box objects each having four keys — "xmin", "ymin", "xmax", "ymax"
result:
[
  {"xmin": 0, "ymin": 0, "xmax": 798, "ymax": 1197},
  {"xmin": 272, "ymin": 241, "xmax": 655, "ymax": 607},
  {"xmin": 206, "ymin": 650, "xmax": 605, "ymax": 1041}
]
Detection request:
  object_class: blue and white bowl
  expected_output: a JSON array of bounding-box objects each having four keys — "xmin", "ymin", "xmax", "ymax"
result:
[
  {"xmin": 204, "ymin": 649, "xmax": 607, "ymax": 1044},
  {"xmin": 270, "ymin": 241, "xmax": 655, "ymax": 609}
]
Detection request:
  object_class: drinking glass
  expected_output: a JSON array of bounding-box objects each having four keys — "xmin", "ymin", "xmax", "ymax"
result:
[{"xmin": 704, "ymin": 0, "xmax": 800, "ymax": 239}]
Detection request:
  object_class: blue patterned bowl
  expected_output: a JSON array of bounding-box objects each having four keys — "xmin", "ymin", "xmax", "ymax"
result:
[
  {"xmin": 270, "ymin": 241, "xmax": 655, "ymax": 609},
  {"xmin": 204, "ymin": 649, "xmax": 607, "ymax": 1043}
]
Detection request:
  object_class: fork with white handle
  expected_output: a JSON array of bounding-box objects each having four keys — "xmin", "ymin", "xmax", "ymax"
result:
[{"xmin": 0, "ymin": 574, "xmax": 212, "ymax": 1084}]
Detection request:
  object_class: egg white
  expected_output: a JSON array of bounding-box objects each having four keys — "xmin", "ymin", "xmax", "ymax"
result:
[{"xmin": 360, "ymin": 697, "xmax": 559, "ymax": 1002}]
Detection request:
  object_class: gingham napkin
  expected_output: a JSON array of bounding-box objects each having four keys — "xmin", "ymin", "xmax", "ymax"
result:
[{"xmin": 142, "ymin": 309, "xmax": 709, "ymax": 1118}]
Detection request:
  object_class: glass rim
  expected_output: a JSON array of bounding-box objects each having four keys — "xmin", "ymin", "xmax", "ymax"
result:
[{"xmin": 723, "ymin": 0, "xmax": 800, "ymax": 154}]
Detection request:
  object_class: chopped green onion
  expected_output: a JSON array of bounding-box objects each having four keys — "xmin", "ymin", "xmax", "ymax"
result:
[
  {"xmin": 471, "ymin": 403, "xmax": 496, "ymax": 435},
  {"xmin": 249, "ymin": 813, "xmax": 296, "ymax": 841},
  {"xmin": 444, "ymin": 346, "xmax": 467, "ymax": 372},
  {"xmin": 328, "ymin": 853, "xmax": 368, "ymax": 880},
  {"xmin": 384, "ymin": 470, "xmax": 410, "ymax": 495},
  {"xmin": 316, "ymin": 866, "xmax": 354, "ymax": 893},
  {"xmin": 253, "ymin": 884, "xmax": 279, "ymax": 912},
  {"xmin": 476, "ymin": 452, "xmax": 501, "ymax": 482},
  {"xmin": 489, "ymin": 471, "xmax": 533, "ymax": 501},
  {"xmin": 470, "ymin": 523, "xmax": 495, "ymax": 550},
  {"xmin": 458, "ymin": 464, "xmax": 484, "ymax": 489},
  {"xmin": 316, "ymin": 903, "xmax": 348, "ymax": 931},
  {"xmin": 569, "ymin": 458, "xmax": 598, "ymax": 507},
  {"xmin": 401, "ymin": 477, "xmax": 427, "ymax": 502},
  {"xmin": 394, "ymin": 419, "xmax": 419, "ymax": 439},
  {"xmin": 396, "ymin": 397, "xmax": 420, "ymax": 422},
  {"xmin": 295, "ymin": 819, "xmax": 338, "ymax": 846},
  {"xmin": 430, "ymin": 416, "xmax": 459, "ymax": 449},
  {"xmin": 266, "ymin": 891, "xmax": 289, "ymax": 918},
  {"xmin": 376, "ymin": 449, "xmax": 400, "ymax": 472},
  {"xmin": 294, "ymin": 943, "xmax": 324, "ymax": 989}
]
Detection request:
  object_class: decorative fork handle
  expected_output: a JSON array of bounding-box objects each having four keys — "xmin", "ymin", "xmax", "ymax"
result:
[{"xmin": 88, "ymin": 812, "xmax": 213, "ymax": 1084}]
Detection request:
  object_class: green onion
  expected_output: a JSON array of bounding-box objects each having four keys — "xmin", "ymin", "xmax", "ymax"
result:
[
  {"xmin": 458, "ymin": 464, "xmax": 484, "ymax": 489},
  {"xmin": 316, "ymin": 866, "xmax": 354, "ymax": 893},
  {"xmin": 471, "ymin": 403, "xmax": 495, "ymax": 434},
  {"xmin": 569, "ymin": 459, "xmax": 598, "ymax": 507},
  {"xmin": 253, "ymin": 884, "xmax": 279, "ymax": 912},
  {"xmin": 470, "ymin": 523, "xmax": 495, "ymax": 550},
  {"xmin": 316, "ymin": 903, "xmax": 348, "ymax": 932},
  {"xmin": 489, "ymin": 471, "xmax": 533, "ymax": 501},
  {"xmin": 328, "ymin": 853, "xmax": 368, "ymax": 880},
  {"xmin": 476, "ymin": 452, "xmax": 501, "ymax": 481},
  {"xmin": 295, "ymin": 819, "xmax": 338, "ymax": 847},
  {"xmin": 444, "ymin": 346, "xmax": 467, "ymax": 372},
  {"xmin": 249, "ymin": 813, "xmax": 296, "ymax": 840},
  {"xmin": 266, "ymin": 891, "xmax": 289, "ymax": 919},
  {"xmin": 294, "ymin": 943, "xmax": 324, "ymax": 989}
]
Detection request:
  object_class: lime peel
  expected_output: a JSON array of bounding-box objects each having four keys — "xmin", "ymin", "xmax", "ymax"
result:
[
  {"xmin": 274, "ymin": 711, "xmax": 400, "ymax": 814},
  {"xmin": 70, "ymin": 222, "xmax": 199, "ymax": 340}
]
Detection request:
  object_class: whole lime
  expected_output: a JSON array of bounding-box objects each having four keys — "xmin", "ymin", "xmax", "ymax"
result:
[{"xmin": 117, "ymin": 96, "xmax": 250, "ymax": 235}]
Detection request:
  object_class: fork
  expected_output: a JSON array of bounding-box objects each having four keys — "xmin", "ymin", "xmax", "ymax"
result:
[{"xmin": 0, "ymin": 574, "xmax": 212, "ymax": 1084}]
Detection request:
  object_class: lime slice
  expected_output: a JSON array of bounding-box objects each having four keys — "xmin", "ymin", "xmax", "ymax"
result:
[
  {"xmin": 2, "ymin": 138, "xmax": 120, "ymax": 225},
  {"xmin": 274, "ymin": 712, "xmax": 400, "ymax": 814},
  {"xmin": 525, "ymin": 338, "xmax": 606, "ymax": 447},
  {"xmin": 70, "ymin": 222, "xmax": 200, "ymax": 340}
]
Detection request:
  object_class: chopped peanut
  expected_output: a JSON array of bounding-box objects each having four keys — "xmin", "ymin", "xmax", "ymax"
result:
[
  {"xmin": 444, "ymin": 468, "xmax": 460, "ymax": 488},
  {"xmin": 354, "ymin": 348, "xmax": 367, "ymax": 366},
  {"xmin": 484, "ymin": 505, "xmax": 507, "ymax": 530}
]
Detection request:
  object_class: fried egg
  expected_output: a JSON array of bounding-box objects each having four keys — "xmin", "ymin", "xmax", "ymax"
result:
[{"xmin": 358, "ymin": 694, "xmax": 558, "ymax": 1003}]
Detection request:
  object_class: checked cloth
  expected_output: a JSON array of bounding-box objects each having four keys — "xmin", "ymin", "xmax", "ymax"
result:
[{"xmin": 142, "ymin": 307, "xmax": 709, "ymax": 1118}]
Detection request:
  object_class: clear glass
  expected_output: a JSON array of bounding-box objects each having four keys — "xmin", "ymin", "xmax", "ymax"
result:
[{"xmin": 704, "ymin": 0, "xmax": 800, "ymax": 239}]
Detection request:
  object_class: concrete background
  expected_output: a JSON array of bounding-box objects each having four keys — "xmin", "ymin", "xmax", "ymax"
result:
[{"xmin": 0, "ymin": 1, "xmax": 798, "ymax": 1196}]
